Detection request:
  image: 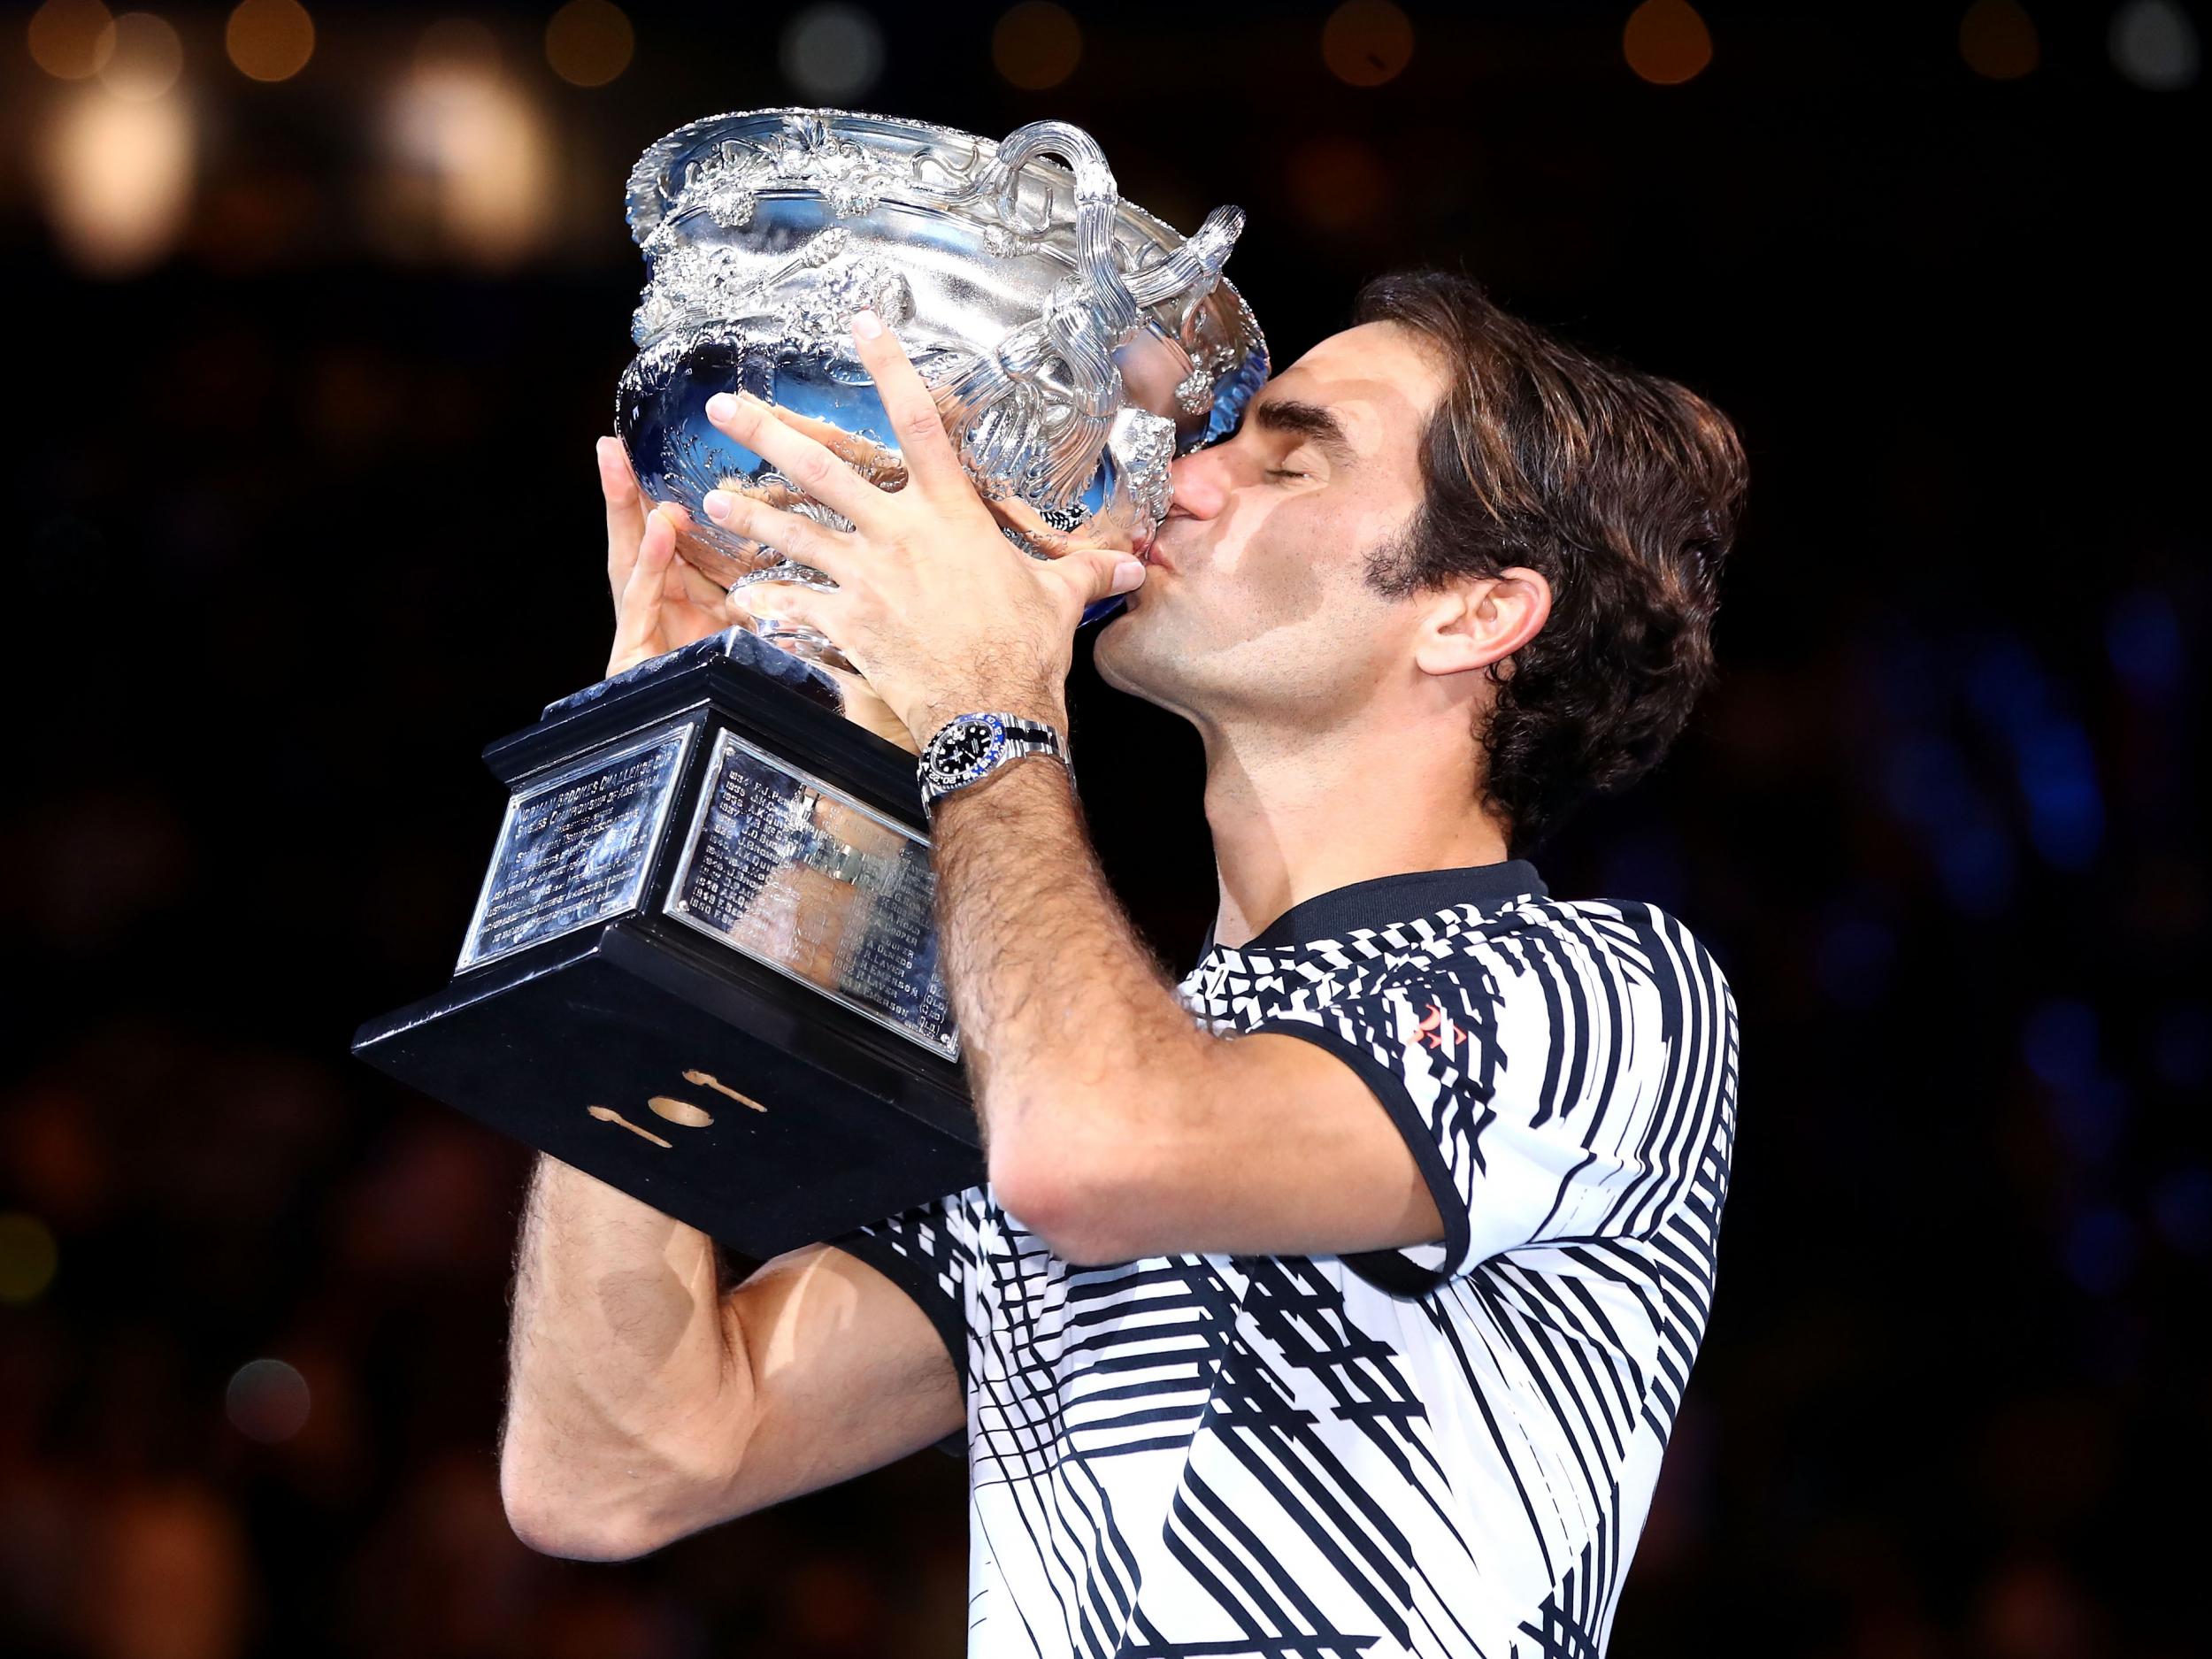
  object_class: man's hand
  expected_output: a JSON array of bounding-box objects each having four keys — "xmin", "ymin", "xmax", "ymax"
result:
[
  {"xmin": 599, "ymin": 435, "xmax": 739, "ymax": 679},
  {"xmin": 694, "ymin": 311, "xmax": 1148, "ymax": 746}
]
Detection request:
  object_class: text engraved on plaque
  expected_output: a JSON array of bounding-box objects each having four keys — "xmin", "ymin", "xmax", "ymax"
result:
[
  {"xmin": 461, "ymin": 727, "xmax": 694, "ymax": 971},
  {"xmin": 665, "ymin": 731, "xmax": 957, "ymax": 1059}
]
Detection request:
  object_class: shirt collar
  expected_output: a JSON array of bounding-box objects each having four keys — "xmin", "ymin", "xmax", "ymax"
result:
[{"xmin": 1195, "ymin": 858, "xmax": 1548, "ymax": 960}]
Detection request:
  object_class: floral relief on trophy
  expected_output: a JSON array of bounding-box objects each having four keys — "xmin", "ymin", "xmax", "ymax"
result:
[{"xmin": 666, "ymin": 117, "xmax": 918, "ymax": 230}]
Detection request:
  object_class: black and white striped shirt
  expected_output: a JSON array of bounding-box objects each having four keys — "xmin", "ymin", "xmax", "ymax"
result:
[{"xmin": 834, "ymin": 859, "xmax": 1740, "ymax": 1659}]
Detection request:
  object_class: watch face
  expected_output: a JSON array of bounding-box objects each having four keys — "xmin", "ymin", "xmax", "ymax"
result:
[{"xmin": 927, "ymin": 716, "xmax": 1002, "ymax": 787}]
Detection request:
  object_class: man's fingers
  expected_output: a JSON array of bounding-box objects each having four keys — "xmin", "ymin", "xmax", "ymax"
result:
[
  {"xmin": 847, "ymin": 312, "xmax": 967, "ymax": 495},
  {"xmin": 674, "ymin": 555, "xmax": 737, "ymax": 617},
  {"xmin": 765, "ymin": 406, "xmax": 910, "ymax": 490},
  {"xmin": 987, "ymin": 496, "xmax": 1073, "ymax": 557},
  {"xmin": 705, "ymin": 391, "xmax": 880, "ymax": 526},
  {"xmin": 607, "ymin": 505, "xmax": 681, "ymax": 668},
  {"xmin": 599, "ymin": 436, "xmax": 648, "ymax": 593},
  {"xmin": 987, "ymin": 495, "xmax": 1138, "ymax": 560},
  {"xmin": 701, "ymin": 490, "xmax": 857, "ymax": 582},
  {"xmin": 740, "ymin": 578, "xmax": 849, "ymax": 657}
]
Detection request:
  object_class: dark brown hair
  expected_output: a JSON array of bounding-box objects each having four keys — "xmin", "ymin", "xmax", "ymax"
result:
[{"xmin": 1354, "ymin": 270, "xmax": 1747, "ymax": 858}]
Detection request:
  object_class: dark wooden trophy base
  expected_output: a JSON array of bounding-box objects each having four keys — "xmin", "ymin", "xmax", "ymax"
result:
[{"xmin": 351, "ymin": 630, "xmax": 980, "ymax": 1259}]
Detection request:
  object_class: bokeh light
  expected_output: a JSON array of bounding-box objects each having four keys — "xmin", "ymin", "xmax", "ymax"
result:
[
  {"xmin": 383, "ymin": 62, "xmax": 554, "ymax": 267},
  {"xmin": 416, "ymin": 16, "xmax": 499, "ymax": 75},
  {"xmin": 226, "ymin": 0, "xmax": 313, "ymax": 83},
  {"xmin": 0, "ymin": 1213, "xmax": 59, "ymax": 1303},
  {"xmin": 1960, "ymin": 0, "xmax": 2039, "ymax": 81},
  {"xmin": 39, "ymin": 86, "xmax": 195, "ymax": 273},
  {"xmin": 545, "ymin": 0, "xmax": 634, "ymax": 88},
  {"xmin": 1321, "ymin": 0, "xmax": 1414, "ymax": 88},
  {"xmin": 96, "ymin": 10, "xmax": 182, "ymax": 100},
  {"xmin": 1624, "ymin": 0, "xmax": 1713, "ymax": 86},
  {"xmin": 226, "ymin": 1357, "xmax": 311, "ymax": 1443},
  {"xmin": 992, "ymin": 2, "xmax": 1082, "ymax": 92},
  {"xmin": 27, "ymin": 0, "xmax": 115, "ymax": 79},
  {"xmin": 2109, "ymin": 0, "xmax": 2200, "ymax": 89},
  {"xmin": 780, "ymin": 4, "xmax": 885, "ymax": 100}
]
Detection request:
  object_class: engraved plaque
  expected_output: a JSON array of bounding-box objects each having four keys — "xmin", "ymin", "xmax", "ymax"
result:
[
  {"xmin": 459, "ymin": 727, "xmax": 694, "ymax": 971},
  {"xmin": 666, "ymin": 730, "xmax": 956, "ymax": 1058}
]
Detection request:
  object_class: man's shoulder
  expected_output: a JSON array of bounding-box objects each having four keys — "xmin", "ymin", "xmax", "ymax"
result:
[
  {"xmin": 1176, "ymin": 890, "xmax": 1735, "ymax": 1017},
  {"xmin": 1431, "ymin": 893, "xmax": 1736, "ymax": 1002}
]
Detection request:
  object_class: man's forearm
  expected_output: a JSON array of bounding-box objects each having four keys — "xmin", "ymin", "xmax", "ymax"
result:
[
  {"xmin": 930, "ymin": 757, "xmax": 1213, "ymax": 1190},
  {"xmin": 502, "ymin": 1156, "xmax": 753, "ymax": 1553}
]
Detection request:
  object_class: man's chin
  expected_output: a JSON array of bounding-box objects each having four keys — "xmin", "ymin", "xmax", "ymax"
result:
[{"xmin": 1090, "ymin": 608, "xmax": 1157, "ymax": 700}]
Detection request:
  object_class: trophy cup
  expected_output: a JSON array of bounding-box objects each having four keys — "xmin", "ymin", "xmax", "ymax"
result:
[{"xmin": 351, "ymin": 111, "xmax": 1265, "ymax": 1257}]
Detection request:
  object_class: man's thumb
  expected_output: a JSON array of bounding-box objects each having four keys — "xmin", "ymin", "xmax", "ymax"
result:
[{"xmin": 1056, "ymin": 547, "xmax": 1148, "ymax": 607}]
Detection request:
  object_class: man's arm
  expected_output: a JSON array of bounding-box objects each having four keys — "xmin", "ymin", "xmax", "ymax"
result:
[
  {"xmin": 931, "ymin": 762, "xmax": 1445, "ymax": 1267},
  {"xmin": 499, "ymin": 1156, "xmax": 961, "ymax": 1560},
  {"xmin": 500, "ymin": 442, "xmax": 961, "ymax": 1562}
]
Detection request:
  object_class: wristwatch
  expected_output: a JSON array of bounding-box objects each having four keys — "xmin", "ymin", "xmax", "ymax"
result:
[{"xmin": 917, "ymin": 712, "xmax": 1070, "ymax": 810}]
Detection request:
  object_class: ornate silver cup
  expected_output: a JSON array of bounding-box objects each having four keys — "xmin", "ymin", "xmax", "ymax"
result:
[{"xmin": 616, "ymin": 109, "xmax": 1268, "ymax": 671}]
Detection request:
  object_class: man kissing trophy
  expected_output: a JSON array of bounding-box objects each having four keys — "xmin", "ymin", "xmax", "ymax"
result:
[{"xmin": 354, "ymin": 110, "xmax": 1266, "ymax": 1256}]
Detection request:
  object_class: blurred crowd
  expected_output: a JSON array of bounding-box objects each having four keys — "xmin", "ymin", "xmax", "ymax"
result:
[{"xmin": 2, "ymin": 3, "xmax": 2205, "ymax": 1655}]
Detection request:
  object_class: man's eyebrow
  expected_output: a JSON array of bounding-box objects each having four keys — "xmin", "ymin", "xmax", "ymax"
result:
[{"xmin": 1249, "ymin": 397, "xmax": 1356, "ymax": 465}]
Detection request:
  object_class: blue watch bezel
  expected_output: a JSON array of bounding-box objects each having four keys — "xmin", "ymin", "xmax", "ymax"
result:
[{"xmin": 926, "ymin": 713, "xmax": 1007, "ymax": 793}]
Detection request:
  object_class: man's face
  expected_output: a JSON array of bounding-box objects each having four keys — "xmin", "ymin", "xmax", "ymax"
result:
[{"xmin": 1094, "ymin": 321, "xmax": 1448, "ymax": 733}]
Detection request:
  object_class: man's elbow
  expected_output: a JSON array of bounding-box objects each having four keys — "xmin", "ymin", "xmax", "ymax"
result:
[
  {"xmin": 989, "ymin": 1133, "xmax": 1155, "ymax": 1267},
  {"xmin": 499, "ymin": 1452, "xmax": 681, "ymax": 1563}
]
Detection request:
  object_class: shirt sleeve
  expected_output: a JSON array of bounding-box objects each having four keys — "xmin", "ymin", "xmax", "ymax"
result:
[
  {"xmin": 826, "ymin": 1187, "xmax": 979, "ymax": 1458},
  {"xmin": 1245, "ymin": 915, "xmax": 1718, "ymax": 1299}
]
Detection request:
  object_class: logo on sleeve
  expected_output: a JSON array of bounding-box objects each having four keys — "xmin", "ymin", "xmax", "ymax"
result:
[{"xmin": 1415, "ymin": 1000, "xmax": 1468, "ymax": 1055}]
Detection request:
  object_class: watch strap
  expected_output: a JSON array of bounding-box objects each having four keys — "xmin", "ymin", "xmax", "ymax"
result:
[{"xmin": 918, "ymin": 711, "xmax": 1071, "ymax": 810}]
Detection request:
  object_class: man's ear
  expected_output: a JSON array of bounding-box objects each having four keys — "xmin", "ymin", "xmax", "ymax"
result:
[{"xmin": 1411, "ymin": 567, "xmax": 1551, "ymax": 680}]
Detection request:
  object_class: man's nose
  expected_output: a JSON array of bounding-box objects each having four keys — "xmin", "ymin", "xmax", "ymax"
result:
[{"xmin": 1165, "ymin": 445, "xmax": 1231, "ymax": 519}]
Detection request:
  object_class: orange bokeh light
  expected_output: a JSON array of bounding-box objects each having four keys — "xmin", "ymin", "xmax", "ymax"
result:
[
  {"xmin": 1322, "ymin": 0, "xmax": 1414, "ymax": 88},
  {"xmin": 993, "ymin": 3, "xmax": 1081, "ymax": 92},
  {"xmin": 227, "ymin": 0, "xmax": 314, "ymax": 83},
  {"xmin": 1961, "ymin": 0, "xmax": 2039, "ymax": 80},
  {"xmin": 546, "ymin": 0, "xmax": 634, "ymax": 88},
  {"xmin": 27, "ymin": 0, "xmax": 115, "ymax": 80},
  {"xmin": 97, "ymin": 11, "xmax": 183, "ymax": 102},
  {"xmin": 1624, "ymin": 0, "xmax": 1713, "ymax": 87}
]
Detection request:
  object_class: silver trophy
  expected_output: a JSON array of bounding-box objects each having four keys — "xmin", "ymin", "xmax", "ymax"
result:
[
  {"xmin": 353, "ymin": 112, "xmax": 1266, "ymax": 1256},
  {"xmin": 615, "ymin": 108, "xmax": 1268, "ymax": 671}
]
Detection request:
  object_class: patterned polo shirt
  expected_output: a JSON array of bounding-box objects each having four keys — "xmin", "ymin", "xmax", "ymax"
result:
[{"xmin": 833, "ymin": 858, "xmax": 1740, "ymax": 1659}]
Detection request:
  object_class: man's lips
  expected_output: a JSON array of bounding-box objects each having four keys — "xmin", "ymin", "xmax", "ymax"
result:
[{"xmin": 1136, "ymin": 526, "xmax": 1171, "ymax": 571}]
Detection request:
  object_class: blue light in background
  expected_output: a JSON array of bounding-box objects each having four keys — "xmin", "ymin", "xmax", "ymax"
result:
[
  {"xmin": 2152, "ymin": 1004, "xmax": 2210, "ymax": 1090},
  {"xmin": 1882, "ymin": 733, "xmax": 1977, "ymax": 829},
  {"xmin": 2023, "ymin": 998, "xmax": 2099, "ymax": 1089},
  {"xmin": 1932, "ymin": 812, "xmax": 2016, "ymax": 916},
  {"xmin": 2016, "ymin": 721, "xmax": 2105, "ymax": 870},
  {"xmin": 2047, "ymin": 1078, "xmax": 2131, "ymax": 1164},
  {"xmin": 1816, "ymin": 904, "xmax": 1895, "ymax": 1008},
  {"xmin": 2151, "ymin": 1167, "xmax": 2212, "ymax": 1256},
  {"xmin": 1964, "ymin": 634, "xmax": 2042, "ymax": 732},
  {"xmin": 1965, "ymin": 634, "xmax": 2106, "ymax": 872},
  {"xmin": 2106, "ymin": 586, "xmax": 2185, "ymax": 702},
  {"xmin": 2062, "ymin": 1206, "xmax": 2139, "ymax": 1295}
]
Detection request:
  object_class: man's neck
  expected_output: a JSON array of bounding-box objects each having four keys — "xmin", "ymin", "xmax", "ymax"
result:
[{"xmin": 1200, "ymin": 719, "xmax": 1509, "ymax": 951}]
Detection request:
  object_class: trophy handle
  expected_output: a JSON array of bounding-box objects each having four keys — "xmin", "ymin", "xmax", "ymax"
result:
[{"xmin": 933, "ymin": 123, "xmax": 1244, "ymax": 525}]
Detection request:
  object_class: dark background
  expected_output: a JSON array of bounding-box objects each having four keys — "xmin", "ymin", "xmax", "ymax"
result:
[{"xmin": 3, "ymin": 2, "xmax": 2206, "ymax": 1655}]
